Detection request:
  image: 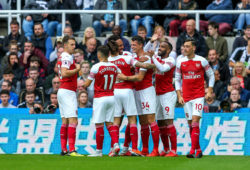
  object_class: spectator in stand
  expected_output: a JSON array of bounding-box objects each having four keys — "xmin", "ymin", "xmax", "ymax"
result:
[
  {"xmin": 22, "ymin": 0, "xmax": 50, "ymax": 38},
  {"xmin": 29, "ymin": 101, "xmax": 44, "ymax": 114},
  {"xmin": 77, "ymin": 91, "xmax": 92, "ymax": 108},
  {"xmin": 56, "ymin": 0, "xmax": 81, "ymax": 32},
  {"xmin": 144, "ymin": 25, "xmax": 176, "ymax": 53},
  {"xmin": 77, "ymin": 79, "xmax": 86, "ymax": 93},
  {"xmin": 49, "ymin": 37, "xmax": 63, "ymax": 62},
  {"xmin": 78, "ymin": 61, "xmax": 91, "ymax": 81},
  {"xmin": 23, "ymin": 56, "xmax": 46, "ymax": 82},
  {"xmin": 164, "ymin": 0, "xmax": 207, "ymax": 37},
  {"xmin": 79, "ymin": 27, "xmax": 102, "ymax": 51},
  {"xmin": 73, "ymin": 49, "xmax": 84, "ymax": 64},
  {"xmin": 0, "ymin": 52, "xmax": 24, "ymax": 81},
  {"xmin": 232, "ymin": 25, "xmax": 250, "ymax": 51},
  {"xmin": 45, "ymin": 76, "xmax": 60, "ymax": 99},
  {"xmin": 0, "ymin": 68, "xmax": 21, "ymax": 95},
  {"xmin": 213, "ymin": 70, "xmax": 227, "ymax": 100},
  {"xmin": 228, "ymin": 89, "xmax": 247, "ymax": 112},
  {"xmin": 205, "ymin": 0, "xmax": 233, "ymax": 35},
  {"xmin": 208, "ymin": 49, "xmax": 230, "ymax": 82},
  {"xmin": 18, "ymin": 91, "xmax": 35, "ymax": 109},
  {"xmin": 76, "ymin": 0, "xmax": 94, "ymax": 9},
  {"xmin": 176, "ymin": 19, "xmax": 207, "ymax": 56},
  {"xmin": 229, "ymin": 37, "xmax": 250, "ymax": 69},
  {"xmin": 93, "ymin": 0, "xmax": 127, "ymax": 37},
  {"xmin": 206, "ymin": 21, "xmax": 229, "ymax": 62},
  {"xmin": 0, "ymin": 80, "xmax": 18, "ymax": 106},
  {"xmin": 3, "ymin": 20, "xmax": 26, "ymax": 53},
  {"xmin": 203, "ymin": 91, "xmax": 220, "ymax": 112},
  {"xmin": 234, "ymin": 0, "xmax": 250, "ymax": 36},
  {"xmin": 0, "ymin": 90, "xmax": 16, "ymax": 108},
  {"xmin": 104, "ymin": 26, "xmax": 130, "ymax": 51},
  {"xmin": 1, "ymin": 41, "xmax": 22, "ymax": 66},
  {"xmin": 221, "ymin": 76, "xmax": 250, "ymax": 103},
  {"xmin": 44, "ymin": 64, "xmax": 59, "ymax": 93},
  {"xmin": 31, "ymin": 23, "xmax": 53, "ymax": 60},
  {"xmin": 232, "ymin": 61, "xmax": 250, "ymax": 90},
  {"xmin": 44, "ymin": 90, "xmax": 58, "ymax": 113},
  {"xmin": 22, "ymin": 66, "xmax": 44, "ymax": 89},
  {"xmin": 83, "ymin": 38, "xmax": 98, "ymax": 65},
  {"xmin": 19, "ymin": 40, "xmax": 49, "ymax": 72},
  {"xmin": 19, "ymin": 78, "xmax": 45, "ymax": 105},
  {"xmin": 137, "ymin": 25, "xmax": 150, "ymax": 47},
  {"xmin": 128, "ymin": 0, "xmax": 159, "ymax": 37},
  {"xmin": 63, "ymin": 26, "xmax": 73, "ymax": 36}
]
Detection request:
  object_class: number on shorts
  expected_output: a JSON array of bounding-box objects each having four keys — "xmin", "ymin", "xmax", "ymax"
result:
[
  {"xmin": 142, "ymin": 102, "xmax": 150, "ymax": 109},
  {"xmin": 104, "ymin": 74, "xmax": 114, "ymax": 90},
  {"xmin": 165, "ymin": 106, "xmax": 170, "ymax": 113},
  {"xmin": 195, "ymin": 103, "xmax": 203, "ymax": 111}
]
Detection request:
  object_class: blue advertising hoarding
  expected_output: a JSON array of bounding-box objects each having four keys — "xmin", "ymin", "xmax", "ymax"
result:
[{"xmin": 0, "ymin": 108, "xmax": 249, "ymax": 155}]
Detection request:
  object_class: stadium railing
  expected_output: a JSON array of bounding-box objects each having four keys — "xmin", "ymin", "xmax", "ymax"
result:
[{"xmin": 1, "ymin": 9, "xmax": 250, "ymax": 35}]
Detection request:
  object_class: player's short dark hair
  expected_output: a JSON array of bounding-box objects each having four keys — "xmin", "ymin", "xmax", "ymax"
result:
[
  {"xmin": 138, "ymin": 25, "xmax": 147, "ymax": 33},
  {"xmin": 208, "ymin": 21, "xmax": 219, "ymax": 29},
  {"xmin": 184, "ymin": 38, "xmax": 196, "ymax": 47},
  {"xmin": 132, "ymin": 35, "xmax": 144, "ymax": 45},
  {"xmin": 107, "ymin": 40, "xmax": 119, "ymax": 55},
  {"xmin": 160, "ymin": 38, "xmax": 173, "ymax": 51},
  {"xmin": 108, "ymin": 35, "xmax": 121, "ymax": 42},
  {"xmin": 0, "ymin": 90, "xmax": 10, "ymax": 96},
  {"xmin": 62, "ymin": 35, "xmax": 76, "ymax": 46},
  {"xmin": 3, "ymin": 68, "xmax": 14, "ymax": 75},
  {"xmin": 97, "ymin": 45, "xmax": 110, "ymax": 58},
  {"xmin": 10, "ymin": 19, "xmax": 19, "ymax": 26}
]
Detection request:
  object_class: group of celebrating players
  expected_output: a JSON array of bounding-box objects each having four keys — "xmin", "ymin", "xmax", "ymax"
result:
[{"xmin": 57, "ymin": 33, "xmax": 214, "ymax": 158}]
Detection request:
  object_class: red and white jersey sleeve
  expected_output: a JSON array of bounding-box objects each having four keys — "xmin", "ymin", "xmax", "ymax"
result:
[
  {"xmin": 108, "ymin": 54, "xmax": 137, "ymax": 89},
  {"xmin": 153, "ymin": 55, "xmax": 175, "ymax": 95},
  {"xmin": 88, "ymin": 62, "xmax": 120, "ymax": 98},
  {"xmin": 58, "ymin": 52, "xmax": 77, "ymax": 92},
  {"xmin": 175, "ymin": 55, "xmax": 214, "ymax": 102},
  {"xmin": 133, "ymin": 55, "xmax": 153, "ymax": 91}
]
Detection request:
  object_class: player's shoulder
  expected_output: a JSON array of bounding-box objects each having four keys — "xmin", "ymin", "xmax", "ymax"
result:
[
  {"xmin": 177, "ymin": 55, "xmax": 188, "ymax": 64},
  {"xmin": 61, "ymin": 52, "xmax": 72, "ymax": 60},
  {"xmin": 194, "ymin": 55, "xmax": 209, "ymax": 64}
]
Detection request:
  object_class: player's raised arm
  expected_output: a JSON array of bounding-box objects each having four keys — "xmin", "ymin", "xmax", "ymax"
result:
[{"xmin": 152, "ymin": 55, "xmax": 175, "ymax": 73}]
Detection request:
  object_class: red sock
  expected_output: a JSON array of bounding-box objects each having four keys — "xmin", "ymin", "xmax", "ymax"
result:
[
  {"xmin": 107, "ymin": 125, "xmax": 119, "ymax": 144},
  {"xmin": 130, "ymin": 124, "xmax": 138, "ymax": 150},
  {"xmin": 110, "ymin": 125, "xmax": 119, "ymax": 148},
  {"xmin": 68, "ymin": 124, "xmax": 77, "ymax": 152},
  {"xmin": 159, "ymin": 126, "xmax": 169, "ymax": 151},
  {"xmin": 96, "ymin": 125, "xmax": 104, "ymax": 150},
  {"xmin": 123, "ymin": 124, "xmax": 131, "ymax": 147},
  {"xmin": 150, "ymin": 122, "xmax": 160, "ymax": 151},
  {"xmin": 189, "ymin": 124, "xmax": 193, "ymax": 137},
  {"xmin": 191, "ymin": 122, "xmax": 200, "ymax": 154},
  {"xmin": 141, "ymin": 124, "xmax": 150, "ymax": 151},
  {"xmin": 167, "ymin": 124, "xmax": 177, "ymax": 152},
  {"xmin": 60, "ymin": 124, "xmax": 68, "ymax": 152}
]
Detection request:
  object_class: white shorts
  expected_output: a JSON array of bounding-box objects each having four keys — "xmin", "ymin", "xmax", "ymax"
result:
[
  {"xmin": 114, "ymin": 89, "xmax": 137, "ymax": 117},
  {"xmin": 156, "ymin": 91, "xmax": 177, "ymax": 120},
  {"xmin": 135, "ymin": 86, "xmax": 156, "ymax": 115},
  {"xmin": 57, "ymin": 88, "xmax": 78, "ymax": 118},
  {"xmin": 183, "ymin": 97, "xmax": 204, "ymax": 120},
  {"xmin": 92, "ymin": 96, "xmax": 115, "ymax": 123}
]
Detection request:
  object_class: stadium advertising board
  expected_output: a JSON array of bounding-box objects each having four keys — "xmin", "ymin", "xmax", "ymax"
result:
[{"xmin": 0, "ymin": 108, "xmax": 249, "ymax": 155}]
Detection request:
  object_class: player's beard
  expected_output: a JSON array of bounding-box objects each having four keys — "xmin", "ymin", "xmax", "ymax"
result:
[{"xmin": 158, "ymin": 50, "xmax": 166, "ymax": 57}]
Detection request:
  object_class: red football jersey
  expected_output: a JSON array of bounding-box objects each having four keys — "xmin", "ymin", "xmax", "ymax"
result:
[
  {"xmin": 154, "ymin": 56, "xmax": 175, "ymax": 95},
  {"xmin": 175, "ymin": 55, "xmax": 211, "ymax": 102},
  {"xmin": 88, "ymin": 62, "xmax": 120, "ymax": 98},
  {"xmin": 133, "ymin": 55, "xmax": 153, "ymax": 91},
  {"xmin": 57, "ymin": 52, "xmax": 77, "ymax": 92},
  {"xmin": 108, "ymin": 54, "xmax": 137, "ymax": 89}
]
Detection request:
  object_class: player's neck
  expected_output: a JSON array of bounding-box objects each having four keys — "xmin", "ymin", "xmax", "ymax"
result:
[
  {"xmin": 187, "ymin": 54, "xmax": 195, "ymax": 60},
  {"xmin": 162, "ymin": 52, "xmax": 170, "ymax": 59},
  {"xmin": 136, "ymin": 49, "xmax": 144, "ymax": 57},
  {"xmin": 64, "ymin": 50, "xmax": 72, "ymax": 55},
  {"xmin": 99, "ymin": 58, "xmax": 108, "ymax": 62}
]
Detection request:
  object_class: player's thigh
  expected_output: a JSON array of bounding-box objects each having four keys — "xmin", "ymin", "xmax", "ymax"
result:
[
  {"xmin": 92, "ymin": 97, "xmax": 110, "ymax": 124},
  {"xmin": 105, "ymin": 96, "xmax": 116, "ymax": 123},
  {"xmin": 155, "ymin": 95, "xmax": 164, "ymax": 120},
  {"xmin": 138, "ymin": 86, "xmax": 156, "ymax": 115},
  {"xmin": 191, "ymin": 97, "xmax": 204, "ymax": 118},
  {"xmin": 184, "ymin": 101, "xmax": 192, "ymax": 120},
  {"xmin": 135, "ymin": 90, "xmax": 143, "ymax": 115},
  {"xmin": 159, "ymin": 91, "xmax": 177, "ymax": 120},
  {"xmin": 58, "ymin": 89, "xmax": 78, "ymax": 118}
]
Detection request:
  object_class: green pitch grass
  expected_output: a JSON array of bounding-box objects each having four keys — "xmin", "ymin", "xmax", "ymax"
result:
[{"xmin": 0, "ymin": 155, "xmax": 249, "ymax": 170}]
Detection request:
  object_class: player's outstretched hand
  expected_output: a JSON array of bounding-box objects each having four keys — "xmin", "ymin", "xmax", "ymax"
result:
[
  {"xmin": 145, "ymin": 50, "xmax": 154, "ymax": 58},
  {"xmin": 178, "ymin": 96, "xmax": 185, "ymax": 105},
  {"xmin": 117, "ymin": 73, "xmax": 127, "ymax": 81},
  {"xmin": 139, "ymin": 55, "xmax": 149, "ymax": 62}
]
